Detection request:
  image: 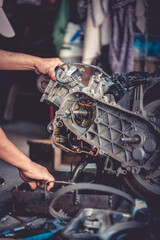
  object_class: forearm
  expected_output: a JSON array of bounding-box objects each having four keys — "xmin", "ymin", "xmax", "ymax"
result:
[
  {"xmin": 0, "ymin": 49, "xmax": 63, "ymax": 80},
  {"xmin": 0, "ymin": 50, "xmax": 40, "ymax": 72},
  {"xmin": 0, "ymin": 128, "xmax": 31, "ymax": 171}
]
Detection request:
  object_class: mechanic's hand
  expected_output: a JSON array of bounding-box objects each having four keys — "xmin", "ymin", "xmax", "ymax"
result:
[
  {"xmin": 35, "ymin": 57, "xmax": 64, "ymax": 81},
  {"xmin": 19, "ymin": 161, "xmax": 55, "ymax": 191}
]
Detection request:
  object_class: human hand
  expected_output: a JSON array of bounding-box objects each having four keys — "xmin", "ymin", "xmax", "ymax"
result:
[
  {"xmin": 35, "ymin": 57, "xmax": 64, "ymax": 81},
  {"xmin": 19, "ymin": 161, "xmax": 55, "ymax": 191}
]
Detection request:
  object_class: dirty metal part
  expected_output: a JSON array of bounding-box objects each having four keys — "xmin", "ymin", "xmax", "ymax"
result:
[
  {"xmin": 36, "ymin": 74, "xmax": 50, "ymax": 93},
  {"xmin": 52, "ymin": 121, "xmax": 99, "ymax": 156},
  {"xmin": 62, "ymin": 208, "xmax": 131, "ymax": 240},
  {"xmin": 52, "ymin": 90, "xmax": 160, "ymax": 167},
  {"xmin": 73, "ymin": 97, "xmax": 96, "ymax": 128},
  {"xmin": 12, "ymin": 188, "xmax": 113, "ymax": 218},
  {"xmin": 132, "ymin": 84, "xmax": 145, "ymax": 116},
  {"xmin": 116, "ymin": 167, "xmax": 128, "ymax": 176},
  {"xmin": 100, "ymin": 221, "xmax": 153, "ymax": 240},
  {"xmin": 39, "ymin": 63, "xmax": 160, "ymax": 199},
  {"xmin": 12, "ymin": 178, "xmax": 118, "ymax": 218},
  {"xmin": 121, "ymin": 136, "xmax": 140, "ymax": 144},
  {"xmin": 63, "ymin": 206, "xmax": 160, "ymax": 240},
  {"xmin": 123, "ymin": 99, "xmax": 160, "ymax": 202},
  {"xmin": 72, "ymin": 110, "xmax": 88, "ymax": 116}
]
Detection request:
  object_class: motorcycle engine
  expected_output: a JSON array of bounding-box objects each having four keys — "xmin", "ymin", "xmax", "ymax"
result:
[{"xmin": 38, "ymin": 63, "xmax": 160, "ymax": 202}]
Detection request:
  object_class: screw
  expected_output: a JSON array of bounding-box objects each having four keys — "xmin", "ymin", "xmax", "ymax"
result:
[
  {"xmin": 65, "ymin": 110, "xmax": 70, "ymax": 115},
  {"xmin": 48, "ymin": 125, "xmax": 53, "ymax": 131},
  {"xmin": 121, "ymin": 163, "xmax": 126, "ymax": 168},
  {"xmin": 126, "ymin": 166, "xmax": 131, "ymax": 171}
]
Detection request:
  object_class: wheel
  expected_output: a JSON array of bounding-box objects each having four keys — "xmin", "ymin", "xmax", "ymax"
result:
[{"xmin": 123, "ymin": 100, "xmax": 160, "ymax": 205}]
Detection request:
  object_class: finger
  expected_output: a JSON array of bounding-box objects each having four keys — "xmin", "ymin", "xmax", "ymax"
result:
[
  {"xmin": 35, "ymin": 69, "xmax": 41, "ymax": 75},
  {"xmin": 39, "ymin": 180, "xmax": 45, "ymax": 188},
  {"xmin": 46, "ymin": 181, "xmax": 54, "ymax": 191},
  {"xmin": 28, "ymin": 181, "xmax": 37, "ymax": 190},
  {"xmin": 57, "ymin": 59, "xmax": 64, "ymax": 67},
  {"xmin": 19, "ymin": 170, "xmax": 32, "ymax": 182},
  {"xmin": 48, "ymin": 69, "xmax": 56, "ymax": 81}
]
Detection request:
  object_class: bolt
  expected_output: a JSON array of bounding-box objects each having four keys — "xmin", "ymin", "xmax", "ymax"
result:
[
  {"xmin": 89, "ymin": 151, "xmax": 93, "ymax": 155},
  {"xmin": 121, "ymin": 163, "xmax": 126, "ymax": 168},
  {"xmin": 65, "ymin": 110, "xmax": 70, "ymax": 115},
  {"xmin": 74, "ymin": 197, "xmax": 80, "ymax": 205},
  {"xmin": 121, "ymin": 137, "xmax": 140, "ymax": 144},
  {"xmin": 100, "ymin": 150, "xmax": 104, "ymax": 154},
  {"xmin": 72, "ymin": 110, "xmax": 88, "ymax": 116},
  {"xmin": 57, "ymin": 121, "xmax": 63, "ymax": 127},
  {"xmin": 126, "ymin": 166, "xmax": 131, "ymax": 171},
  {"xmin": 131, "ymin": 167, "xmax": 140, "ymax": 175},
  {"xmin": 48, "ymin": 125, "xmax": 53, "ymax": 131}
]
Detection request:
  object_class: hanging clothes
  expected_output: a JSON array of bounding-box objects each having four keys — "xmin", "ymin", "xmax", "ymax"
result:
[
  {"xmin": 91, "ymin": 0, "xmax": 109, "ymax": 27},
  {"xmin": 52, "ymin": 0, "xmax": 70, "ymax": 55},
  {"xmin": 109, "ymin": 0, "xmax": 136, "ymax": 73},
  {"xmin": 135, "ymin": 0, "xmax": 147, "ymax": 34},
  {"xmin": 82, "ymin": 0, "xmax": 110, "ymax": 64},
  {"xmin": 82, "ymin": 3, "xmax": 100, "ymax": 64}
]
